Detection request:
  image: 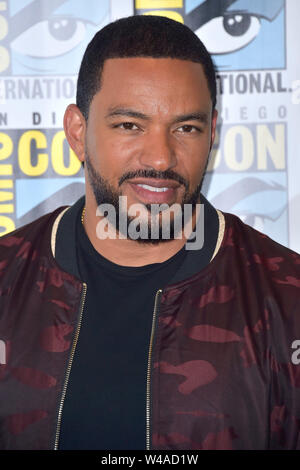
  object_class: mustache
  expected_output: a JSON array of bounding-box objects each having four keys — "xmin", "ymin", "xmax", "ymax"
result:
[{"xmin": 118, "ymin": 169, "xmax": 188, "ymax": 189}]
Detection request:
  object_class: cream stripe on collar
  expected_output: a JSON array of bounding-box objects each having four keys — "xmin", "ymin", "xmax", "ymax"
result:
[
  {"xmin": 210, "ymin": 210, "xmax": 225, "ymax": 261},
  {"xmin": 51, "ymin": 207, "xmax": 70, "ymax": 258},
  {"xmin": 50, "ymin": 207, "xmax": 226, "ymax": 261}
]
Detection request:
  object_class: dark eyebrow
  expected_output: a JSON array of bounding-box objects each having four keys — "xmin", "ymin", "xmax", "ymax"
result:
[
  {"xmin": 105, "ymin": 108, "xmax": 151, "ymax": 121},
  {"xmin": 172, "ymin": 112, "xmax": 209, "ymax": 125},
  {"xmin": 105, "ymin": 108, "xmax": 209, "ymax": 124}
]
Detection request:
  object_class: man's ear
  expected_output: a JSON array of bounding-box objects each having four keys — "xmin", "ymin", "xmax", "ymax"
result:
[
  {"xmin": 210, "ymin": 108, "xmax": 218, "ymax": 150},
  {"xmin": 63, "ymin": 104, "xmax": 86, "ymax": 163}
]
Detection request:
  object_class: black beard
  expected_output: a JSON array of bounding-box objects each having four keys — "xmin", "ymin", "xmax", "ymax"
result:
[{"xmin": 85, "ymin": 151, "xmax": 205, "ymax": 244}]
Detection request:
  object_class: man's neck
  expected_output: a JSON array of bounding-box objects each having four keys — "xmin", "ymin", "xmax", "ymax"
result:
[
  {"xmin": 83, "ymin": 211, "xmax": 188, "ymax": 267},
  {"xmin": 82, "ymin": 197, "xmax": 201, "ymax": 267}
]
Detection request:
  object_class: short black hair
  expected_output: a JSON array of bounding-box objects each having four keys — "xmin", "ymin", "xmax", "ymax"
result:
[{"xmin": 76, "ymin": 15, "xmax": 217, "ymax": 121}]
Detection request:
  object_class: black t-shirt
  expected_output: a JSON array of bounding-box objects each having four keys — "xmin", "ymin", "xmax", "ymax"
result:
[
  {"xmin": 59, "ymin": 214, "xmax": 189, "ymax": 450},
  {"xmin": 58, "ymin": 197, "xmax": 219, "ymax": 450}
]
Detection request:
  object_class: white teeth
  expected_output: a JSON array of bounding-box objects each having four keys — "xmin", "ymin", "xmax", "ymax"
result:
[{"xmin": 137, "ymin": 184, "xmax": 169, "ymax": 192}]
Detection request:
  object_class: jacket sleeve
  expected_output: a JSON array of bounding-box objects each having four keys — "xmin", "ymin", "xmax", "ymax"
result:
[{"xmin": 267, "ymin": 264, "xmax": 300, "ymax": 449}]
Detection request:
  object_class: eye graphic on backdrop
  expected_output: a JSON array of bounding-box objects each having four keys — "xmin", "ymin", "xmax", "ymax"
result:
[
  {"xmin": 204, "ymin": 175, "xmax": 288, "ymax": 246},
  {"xmin": 195, "ymin": 12, "xmax": 261, "ymax": 54},
  {"xmin": 184, "ymin": 0, "xmax": 285, "ymax": 70},
  {"xmin": 11, "ymin": 17, "xmax": 88, "ymax": 58}
]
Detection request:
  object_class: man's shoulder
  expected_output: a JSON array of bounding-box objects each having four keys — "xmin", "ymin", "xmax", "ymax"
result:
[
  {"xmin": 223, "ymin": 210, "xmax": 299, "ymax": 256},
  {"xmin": 0, "ymin": 205, "xmax": 68, "ymax": 257},
  {"xmin": 221, "ymin": 210, "xmax": 300, "ymax": 277}
]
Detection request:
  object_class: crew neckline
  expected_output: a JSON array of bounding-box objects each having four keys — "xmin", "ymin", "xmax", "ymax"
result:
[{"xmin": 76, "ymin": 209, "xmax": 187, "ymax": 278}]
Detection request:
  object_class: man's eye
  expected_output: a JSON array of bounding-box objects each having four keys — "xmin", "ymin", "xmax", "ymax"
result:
[
  {"xmin": 118, "ymin": 122, "xmax": 139, "ymax": 130},
  {"xmin": 11, "ymin": 17, "xmax": 87, "ymax": 58},
  {"xmin": 194, "ymin": 13, "xmax": 261, "ymax": 54},
  {"xmin": 177, "ymin": 125, "xmax": 199, "ymax": 133}
]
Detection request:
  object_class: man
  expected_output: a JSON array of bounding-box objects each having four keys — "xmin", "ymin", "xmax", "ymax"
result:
[{"xmin": 0, "ymin": 15, "xmax": 299, "ymax": 451}]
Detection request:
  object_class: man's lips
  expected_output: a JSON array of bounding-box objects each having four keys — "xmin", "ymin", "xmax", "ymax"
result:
[
  {"xmin": 126, "ymin": 178, "xmax": 182, "ymax": 203},
  {"xmin": 127, "ymin": 178, "xmax": 181, "ymax": 189}
]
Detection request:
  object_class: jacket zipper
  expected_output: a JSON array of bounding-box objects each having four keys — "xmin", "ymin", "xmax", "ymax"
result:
[
  {"xmin": 54, "ymin": 282, "xmax": 87, "ymax": 450},
  {"xmin": 146, "ymin": 288, "xmax": 162, "ymax": 451}
]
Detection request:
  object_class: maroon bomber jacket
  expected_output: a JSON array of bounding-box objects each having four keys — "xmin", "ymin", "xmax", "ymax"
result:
[{"xmin": 0, "ymin": 196, "xmax": 299, "ymax": 450}]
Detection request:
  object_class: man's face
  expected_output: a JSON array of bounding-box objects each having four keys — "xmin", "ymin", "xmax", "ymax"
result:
[{"xmin": 83, "ymin": 57, "xmax": 217, "ymax": 240}]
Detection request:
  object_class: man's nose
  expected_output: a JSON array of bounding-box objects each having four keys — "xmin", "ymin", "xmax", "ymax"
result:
[{"xmin": 138, "ymin": 129, "xmax": 177, "ymax": 171}]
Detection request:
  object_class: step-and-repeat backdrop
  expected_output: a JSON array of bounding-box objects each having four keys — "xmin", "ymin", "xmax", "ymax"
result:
[{"xmin": 0, "ymin": 0, "xmax": 299, "ymax": 252}]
